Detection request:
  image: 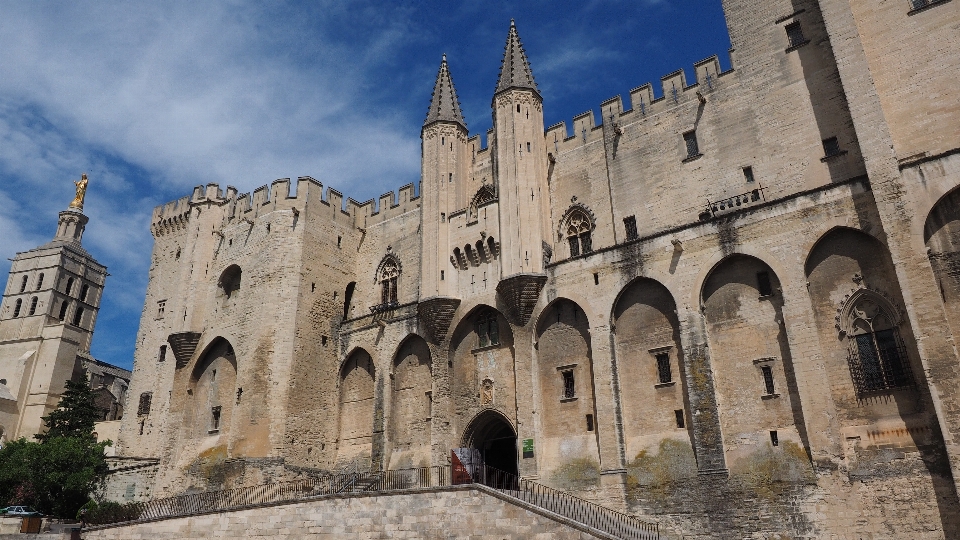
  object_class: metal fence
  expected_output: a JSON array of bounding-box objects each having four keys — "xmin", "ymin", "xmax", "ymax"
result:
[{"xmin": 88, "ymin": 464, "xmax": 659, "ymax": 540}]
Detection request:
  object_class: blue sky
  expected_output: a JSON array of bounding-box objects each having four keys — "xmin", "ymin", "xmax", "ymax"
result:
[{"xmin": 0, "ymin": 1, "xmax": 731, "ymax": 370}]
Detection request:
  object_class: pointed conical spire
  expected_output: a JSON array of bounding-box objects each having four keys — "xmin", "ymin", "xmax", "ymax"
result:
[
  {"xmin": 495, "ymin": 19, "xmax": 539, "ymax": 98},
  {"xmin": 424, "ymin": 54, "xmax": 467, "ymax": 130}
]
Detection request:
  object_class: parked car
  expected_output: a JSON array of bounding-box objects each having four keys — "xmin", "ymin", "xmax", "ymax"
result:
[{"xmin": 0, "ymin": 506, "xmax": 42, "ymax": 516}]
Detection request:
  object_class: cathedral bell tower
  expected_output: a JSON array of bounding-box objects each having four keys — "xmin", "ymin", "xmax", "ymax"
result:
[
  {"xmin": 492, "ymin": 21, "xmax": 550, "ymax": 326},
  {"xmin": 418, "ymin": 55, "xmax": 467, "ymax": 342},
  {"xmin": 0, "ymin": 175, "xmax": 107, "ymax": 441}
]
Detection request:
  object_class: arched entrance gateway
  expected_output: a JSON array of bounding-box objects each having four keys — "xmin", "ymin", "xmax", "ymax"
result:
[{"xmin": 458, "ymin": 410, "xmax": 518, "ymax": 480}]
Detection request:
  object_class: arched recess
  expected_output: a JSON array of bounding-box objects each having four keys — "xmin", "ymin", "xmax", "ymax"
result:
[
  {"xmin": 805, "ymin": 227, "xmax": 926, "ymax": 422},
  {"xmin": 218, "ymin": 265, "xmax": 242, "ymax": 300},
  {"xmin": 924, "ymin": 188, "xmax": 960, "ymax": 345},
  {"xmin": 388, "ymin": 335, "xmax": 432, "ymax": 469},
  {"xmin": 460, "ymin": 409, "xmax": 517, "ymax": 477},
  {"xmin": 448, "ymin": 305, "xmax": 516, "ymax": 440},
  {"xmin": 701, "ymin": 254, "xmax": 808, "ymax": 466},
  {"xmin": 188, "ymin": 337, "xmax": 237, "ymax": 439},
  {"xmin": 612, "ymin": 278, "xmax": 692, "ymax": 461},
  {"xmin": 535, "ymin": 298, "xmax": 601, "ymax": 483},
  {"xmin": 336, "ymin": 348, "xmax": 375, "ymax": 470}
]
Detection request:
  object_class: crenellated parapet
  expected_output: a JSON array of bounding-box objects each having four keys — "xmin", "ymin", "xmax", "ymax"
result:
[
  {"xmin": 151, "ymin": 196, "xmax": 192, "ymax": 237},
  {"xmin": 151, "ymin": 175, "xmax": 422, "ymax": 237},
  {"xmin": 544, "ymin": 54, "xmax": 733, "ymax": 156}
]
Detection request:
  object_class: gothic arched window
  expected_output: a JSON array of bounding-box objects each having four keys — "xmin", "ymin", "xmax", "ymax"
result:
[
  {"xmin": 476, "ymin": 311, "xmax": 500, "ymax": 348},
  {"xmin": 842, "ymin": 293, "xmax": 913, "ymax": 395},
  {"xmin": 13, "ymin": 299, "xmax": 22, "ymax": 317},
  {"xmin": 378, "ymin": 257, "xmax": 400, "ymax": 306},
  {"xmin": 564, "ymin": 207, "xmax": 594, "ymax": 258}
]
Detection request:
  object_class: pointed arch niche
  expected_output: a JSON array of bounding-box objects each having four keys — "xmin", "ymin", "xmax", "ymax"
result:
[
  {"xmin": 612, "ymin": 278, "xmax": 692, "ymax": 460},
  {"xmin": 188, "ymin": 338, "xmax": 237, "ymax": 439},
  {"xmin": 448, "ymin": 306, "xmax": 516, "ymax": 434},
  {"xmin": 925, "ymin": 187, "xmax": 960, "ymax": 345},
  {"xmin": 336, "ymin": 349, "xmax": 375, "ymax": 470},
  {"xmin": 535, "ymin": 298, "xmax": 600, "ymax": 482},
  {"xmin": 387, "ymin": 335, "xmax": 432, "ymax": 469},
  {"xmin": 805, "ymin": 228, "xmax": 925, "ymax": 421},
  {"xmin": 701, "ymin": 254, "xmax": 808, "ymax": 466}
]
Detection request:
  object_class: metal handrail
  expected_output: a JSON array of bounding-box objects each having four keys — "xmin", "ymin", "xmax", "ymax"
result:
[
  {"xmin": 86, "ymin": 464, "xmax": 658, "ymax": 539},
  {"xmin": 473, "ymin": 464, "xmax": 659, "ymax": 540}
]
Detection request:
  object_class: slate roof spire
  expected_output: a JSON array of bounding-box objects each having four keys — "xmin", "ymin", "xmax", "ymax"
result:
[
  {"xmin": 495, "ymin": 19, "xmax": 539, "ymax": 98},
  {"xmin": 424, "ymin": 53, "xmax": 467, "ymax": 130}
]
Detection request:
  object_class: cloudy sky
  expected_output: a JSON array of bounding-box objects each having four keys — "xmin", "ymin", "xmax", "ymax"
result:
[{"xmin": 0, "ymin": 1, "xmax": 731, "ymax": 370}]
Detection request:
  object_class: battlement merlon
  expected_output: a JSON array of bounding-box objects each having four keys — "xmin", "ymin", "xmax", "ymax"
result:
[{"xmin": 543, "ymin": 54, "xmax": 735, "ymax": 155}]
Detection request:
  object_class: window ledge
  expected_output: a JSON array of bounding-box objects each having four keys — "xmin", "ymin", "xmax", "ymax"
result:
[
  {"xmin": 758, "ymin": 294, "xmax": 777, "ymax": 300},
  {"xmin": 471, "ymin": 343, "xmax": 501, "ymax": 354},
  {"xmin": 761, "ymin": 393, "xmax": 781, "ymax": 400},
  {"xmin": 785, "ymin": 40, "xmax": 810, "ymax": 53},
  {"xmin": 560, "ymin": 396, "xmax": 579, "ymax": 403},
  {"xmin": 654, "ymin": 381, "xmax": 676, "ymax": 389},
  {"xmin": 208, "ymin": 429, "xmax": 220, "ymax": 435},
  {"xmin": 682, "ymin": 153, "xmax": 703, "ymax": 163},
  {"xmin": 908, "ymin": 0, "xmax": 952, "ymax": 15},
  {"xmin": 821, "ymin": 150, "xmax": 848, "ymax": 162}
]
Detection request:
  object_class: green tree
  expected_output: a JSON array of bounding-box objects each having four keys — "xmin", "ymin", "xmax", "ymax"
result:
[
  {"xmin": 0, "ymin": 377, "xmax": 111, "ymax": 517},
  {"xmin": 35, "ymin": 378, "xmax": 103, "ymax": 443}
]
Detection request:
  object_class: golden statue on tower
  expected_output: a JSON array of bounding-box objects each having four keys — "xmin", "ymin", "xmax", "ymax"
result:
[{"xmin": 69, "ymin": 173, "xmax": 88, "ymax": 210}]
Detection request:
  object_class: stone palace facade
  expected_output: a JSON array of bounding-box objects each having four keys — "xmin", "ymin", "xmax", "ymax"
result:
[{"xmin": 114, "ymin": 0, "xmax": 960, "ymax": 537}]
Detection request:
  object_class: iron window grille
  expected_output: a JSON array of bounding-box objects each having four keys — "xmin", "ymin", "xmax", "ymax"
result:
[
  {"xmin": 847, "ymin": 328, "xmax": 913, "ymax": 396},
  {"xmin": 211, "ymin": 406, "xmax": 222, "ymax": 432},
  {"xmin": 785, "ymin": 22, "xmax": 807, "ymax": 49},
  {"xmin": 683, "ymin": 131, "xmax": 700, "ymax": 159},
  {"xmin": 561, "ymin": 370, "xmax": 576, "ymax": 399},
  {"xmin": 822, "ymin": 137, "xmax": 842, "ymax": 157},
  {"xmin": 476, "ymin": 311, "xmax": 500, "ymax": 348},
  {"xmin": 624, "ymin": 216, "xmax": 639, "ymax": 241},
  {"xmin": 137, "ymin": 392, "xmax": 152, "ymax": 416},
  {"xmin": 656, "ymin": 353, "xmax": 672, "ymax": 384},
  {"xmin": 761, "ymin": 365, "xmax": 776, "ymax": 395}
]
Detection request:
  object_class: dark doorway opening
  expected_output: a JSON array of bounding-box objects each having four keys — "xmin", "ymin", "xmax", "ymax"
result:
[{"xmin": 461, "ymin": 411, "xmax": 518, "ymax": 478}]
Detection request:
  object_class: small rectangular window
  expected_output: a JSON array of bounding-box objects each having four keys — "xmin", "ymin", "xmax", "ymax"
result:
[
  {"xmin": 757, "ymin": 272, "xmax": 773, "ymax": 297},
  {"xmin": 337, "ymin": 236, "xmax": 342, "ymax": 248},
  {"xmin": 593, "ymin": 273, "xmax": 599, "ymax": 285},
  {"xmin": 321, "ymin": 336, "xmax": 328, "ymax": 346},
  {"xmin": 157, "ymin": 300, "xmax": 166, "ymax": 319},
  {"xmin": 785, "ymin": 22, "xmax": 806, "ymax": 48},
  {"xmin": 440, "ymin": 270, "xmax": 445, "ymax": 281},
  {"xmin": 656, "ymin": 353, "xmax": 672, "ymax": 384},
  {"xmin": 822, "ymin": 137, "xmax": 841, "ymax": 157},
  {"xmin": 683, "ymin": 131, "xmax": 699, "ymax": 159},
  {"xmin": 526, "ymin": 142, "xmax": 531, "ymax": 152},
  {"xmin": 675, "ymin": 409, "xmax": 685, "ymax": 429},
  {"xmin": 770, "ymin": 430, "xmax": 779, "ymax": 447},
  {"xmin": 561, "ymin": 370, "xmax": 576, "ymax": 399},
  {"xmin": 743, "ymin": 166, "xmax": 755, "ymax": 183},
  {"xmin": 449, "ymin": 173, "xmax": 453, "ymax": 183},
  {"xmin": 158, "ymin": 345, "xmax": 167, "ymax": 363},
  {"xmin": 211, "ymin": 406, "xmax": 222, "ymax": 432},
  {"xmin": 624, "ymin": 215, "xmax": 638, "ymax": 240},
  {"xmin": 761, "ymin": 365, "xmax": 776, "ymax": 395},
  {"xmin": 585, "ymin": 414, "xmax": 594, "ymax": 432},
  {"xmin": 137, "ymin": 393, "xmax": 152, "ymax": 416}
]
